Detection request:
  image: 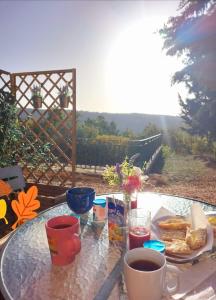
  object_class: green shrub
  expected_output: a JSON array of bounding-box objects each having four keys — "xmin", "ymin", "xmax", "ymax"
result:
[
  {"xmin": 161, "ymin": 145, "xmax": 171, "ymax": 158},
  {"xmin": 163, "ymin": 130, "xmax": 192, "ymax": 154},
  {"xmin": 212, "ymin": 142, "xmax": 216, "ymax": 160},
  {"xmin": 191, "ymin": 136, "xmax": 210, "ymax": 155},
  {"xmin": 95, "ymin": 135, "xmax": 129, "ymax": 144},
  {"xmin": 0, "ymin": 89, "xmax": 52, "ymax": 167},
  {"xmin": 164, "ymin": 128, "xmax": 216, "ymax": 159}
]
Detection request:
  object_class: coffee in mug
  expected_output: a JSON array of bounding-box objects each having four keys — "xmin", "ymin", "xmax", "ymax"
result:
[
  {"xmin": 129, "ymin": 259, "xmax": 160, "ymax": 271},
  {"xmin": 124, "ymin": 248, "xmax": 180, "ymax": 300},
  {"xmin": 45, "ymin": 215, "xmax": 81, "ymax": 266}
]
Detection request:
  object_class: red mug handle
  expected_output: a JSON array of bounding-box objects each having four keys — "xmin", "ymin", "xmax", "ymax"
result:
[
  {"xmin": 61, "ymin": 233, "xmax": 81, "ymax": 256},
  {"xmin": 71, "ymin": 233, "xmax": 81, "ymax": 254}
]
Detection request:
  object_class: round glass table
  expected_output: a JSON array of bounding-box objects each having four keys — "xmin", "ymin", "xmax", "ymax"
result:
[{"xmin": 0, "ymin": 192, "xmax": 215, "ymax": 300}]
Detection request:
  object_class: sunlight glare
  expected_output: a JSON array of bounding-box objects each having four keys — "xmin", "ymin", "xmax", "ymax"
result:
[{"xmin": 104, "ymin": 19, "xmax": 182, "ymax": 115}]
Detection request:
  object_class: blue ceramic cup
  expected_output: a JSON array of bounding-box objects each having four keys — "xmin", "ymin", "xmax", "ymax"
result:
[{"xmin": 66, "ymin": 187, "xmax": 95, "ymax": 214}]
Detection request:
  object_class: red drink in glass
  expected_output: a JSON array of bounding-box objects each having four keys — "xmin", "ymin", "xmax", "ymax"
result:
[
  {"xmin": 129, "ymin": 226, "xmax": 150, "ymax": 249},
  {"xmin": 130, "ymin": 199, "xmax": 137, "ymax": 209}
]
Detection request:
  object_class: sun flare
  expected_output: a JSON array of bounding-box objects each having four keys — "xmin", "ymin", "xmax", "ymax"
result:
[{"xmin": 104, "ymin": 19, "xmax": 182, "ymax": 115}]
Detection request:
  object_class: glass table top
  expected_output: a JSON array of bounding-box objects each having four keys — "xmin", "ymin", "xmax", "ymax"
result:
[{"xmin": 0, "ymin": 192, "xmax": 215, "ymax": 300}]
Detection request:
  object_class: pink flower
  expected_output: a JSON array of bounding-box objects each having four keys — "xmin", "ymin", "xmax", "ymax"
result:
[{"xmin": 122, "ymin": 175, "xmax": 142, "ymax": 194}]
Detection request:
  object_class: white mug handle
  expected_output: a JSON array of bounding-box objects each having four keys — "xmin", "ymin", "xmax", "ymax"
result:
[{"xmin": 164, "ymin": 264, "xmax": 181, "ymax": 295}]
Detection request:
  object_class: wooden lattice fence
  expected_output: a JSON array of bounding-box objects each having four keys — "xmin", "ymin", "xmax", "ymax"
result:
[
  {"xmin": 0, "ymin": 69, "xmax": 11, "ymax": 92},
  {"xmin": 0, "ymin": 68, "xmax": 76, "ymax": 198}
]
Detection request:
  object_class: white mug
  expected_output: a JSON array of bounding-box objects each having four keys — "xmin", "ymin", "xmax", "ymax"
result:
[{"xmin": 124, "ymin": 248, "xmax": 180, "ymax": 300}]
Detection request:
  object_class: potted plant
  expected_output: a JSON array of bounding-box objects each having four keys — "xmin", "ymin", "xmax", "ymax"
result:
[
  {"xmin": 31, "ymin": 84, "xmax": 43, "ymax": 108},
  {"xmin": 58, "ymin": 83, "xmax": 70, "ymax": 108}
]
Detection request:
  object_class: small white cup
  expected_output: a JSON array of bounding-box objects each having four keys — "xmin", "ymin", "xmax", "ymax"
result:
[{"xmin": 124, "ymin": 248, "xmax": 180, "ymax": 300}]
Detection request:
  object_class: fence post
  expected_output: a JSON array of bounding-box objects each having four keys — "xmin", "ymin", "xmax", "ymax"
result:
[
  {"xmin": 71, "ymin": 69, "xmax": 76, "ymax": 187},
  {"xmin": 10, "ymin": 73, "xmax": 16, "ymax": 96}
]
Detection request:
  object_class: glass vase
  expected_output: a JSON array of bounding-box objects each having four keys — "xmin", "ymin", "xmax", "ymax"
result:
[
  {"xmin": 123, "ymin": 192, "xmax": 137, "ymax": 210},
  {"xmin": 122, "ymin": 193, "xmax": 130, "ymax": 249},
  {"xmin": 122, "ymin": 192, "xmax": 138, "ymax": 250},
  {"xmin": 130, "ymin": 190, "xmax": 138, "ymax": 209}
]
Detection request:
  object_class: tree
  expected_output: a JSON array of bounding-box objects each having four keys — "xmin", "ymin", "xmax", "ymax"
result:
[
  {"xmin": 138, "ymin": 123, "xmax": 161, "ymax": 139},
  {"xmin": 77, "ymin": 116, "xmax": 119, "ymax": 138},
  {"xmin": 160, "ymin": 0, "xmax": 216, "ymax": 139},
  {"xmin": 108, "ymin": 121, "xmax": 119, "ymax": 136},
  {"xmin": 122, "ymin": 128, "xmax": 135, "ymax": 139}
]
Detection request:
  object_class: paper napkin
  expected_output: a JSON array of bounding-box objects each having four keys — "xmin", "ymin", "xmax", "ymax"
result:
[{"xmin": 191, "ymin": 203, "xmax": 208, "ymax": 230}]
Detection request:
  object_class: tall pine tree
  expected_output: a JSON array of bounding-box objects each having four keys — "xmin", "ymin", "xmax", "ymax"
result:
[{"xmin": 160, "ymin": 0, "xmax": 216, "ymax": 139}]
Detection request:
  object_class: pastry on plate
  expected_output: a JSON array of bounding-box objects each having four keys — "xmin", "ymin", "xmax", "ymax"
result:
[
  {"xmin": 158, "ymin": 217, "xmax": 191, "ymax": 230},
  {"xmin": 160, "ymin": 229, "xmax": 186, "ymax": 241},
  {"xmin": 185, "ymin": 228, "xmax": 207, "ymax": 250},
  {"xmin": 164, "ymin": 239, "xmax": 193, "ymax": 255},
  {"xmin": 207, "ymin": 216, "xmax": 216, "ymax": 237}
]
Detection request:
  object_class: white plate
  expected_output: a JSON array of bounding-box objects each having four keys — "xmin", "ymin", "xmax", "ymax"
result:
[
  {"xmin": 205, "ymin": 211, "xmax": 216, "ymax": 217},
  {"xmin": 151, "ymin": 215, "xmax": 214, "ymax": 264},
  {"xmin": 205, "ymin": 211, "xmax": 216, "ymax": 246}
]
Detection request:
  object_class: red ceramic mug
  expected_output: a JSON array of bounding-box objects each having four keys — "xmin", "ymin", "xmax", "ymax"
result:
[{"xmin": 45, "ymin": 215, "xmax": 81, "ymax": 266}]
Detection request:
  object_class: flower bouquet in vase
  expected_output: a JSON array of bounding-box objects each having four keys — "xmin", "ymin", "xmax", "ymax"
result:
[
  {"xmin": 103, "ymin": 157, "xmax": 144, "ymax": 246},
  {"xmin": 103, "ymin": 156, "xmax": 144, "ymax": 211}
]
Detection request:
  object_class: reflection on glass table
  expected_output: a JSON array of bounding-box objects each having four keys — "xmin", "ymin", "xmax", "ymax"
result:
[{"xmin": 0, "ymin": 192, "xmax": 215, "ymax": 300}]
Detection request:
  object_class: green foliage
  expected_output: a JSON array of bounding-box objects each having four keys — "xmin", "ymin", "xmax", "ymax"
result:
[
  {"xmin": 122, "ymin": 128, "xmax": 135, "ymax": 139},
  {"xmin": 191, "ymin": 136, "xmax": 211, "ymax": 156},
  {"xmin": 161, "ymin": 145, "xmax": 171, "ymax": 158},
  {"xmin": 31, "ymin": 84, "xmax": 42, "ymax": 97},
  {"xmin": 95, "ymin": 135, "xmax": 129, "ymax": 144},
  {"xmin": 77, "ymin": 116, "xmax": 119, "ymax": 138},
  {"xmin": 164, "ymin": 129, "xmax": 193, "ymax": 154},
  {"xmin": 0, "ymin": 89, "xmax": 52, "ymax": 167},
  {"xmin": 77, "ymin": 122, "xmax": 98, "ymax": 139},
  {"xmin": 102, "ymin": 157, "xmax": 142, "ymax": 188},
  {"xmin": 58, "ymin": 83, "xmax": 70, "ymax": 96},
  {"xmin": 102, "ymin": 165, "xmax": 121, "ymax": 186},
  {"xmin": 163, "ymin": 129, "xmax": 216, "ymax": 158},
  {"xmin": 212, "ymin": 142, "xmax": 216, "ymax": 160},
  {"xmin": 76, "ymin": 138, "xmax": 129, "ymax": 166},
  {"xmin": 160, "ymin": 0, "xmax": 216, "ymax": 140},
  {"xmin": 138, "ymin": 123, "xmax": 162, "ymax": 139}
]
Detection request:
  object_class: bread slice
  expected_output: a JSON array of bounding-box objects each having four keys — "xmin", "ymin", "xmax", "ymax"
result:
[
  {"xmin": 158, "ymin": 217, "xmax": 191, "ymax": 230},
  {"xmin": 208, "ymin": 216, "xmax": 216, "ymax": 238},
  {"xmin": 160, "ymin": 229, "xmax": 186, "ymax": 241},
  {"xmin": 165, "ymin": 239, "xmax": 193, "ymax": 255},
  {"xmin": 185, "ymin": 228, "xmax": 207, "ymax": 250}
]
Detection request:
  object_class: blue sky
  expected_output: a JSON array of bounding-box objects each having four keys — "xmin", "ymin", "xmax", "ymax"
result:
[{"xmin": 0, "ymin": 1, "xmax": 184, "ymax": 116}]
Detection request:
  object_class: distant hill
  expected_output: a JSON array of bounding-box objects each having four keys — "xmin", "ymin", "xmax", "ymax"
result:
[
  {"xmin": 19, "ymin": 109, "xmax": 183, "ymax": 134},
  {"xmin": 78, "ymin": 111, "xmax": 183, "ymax": 134}
]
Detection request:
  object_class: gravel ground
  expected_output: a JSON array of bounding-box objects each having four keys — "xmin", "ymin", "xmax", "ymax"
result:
[{"xmin": 73, "ymin": 174, "xmax": 216, "ymax": 207}]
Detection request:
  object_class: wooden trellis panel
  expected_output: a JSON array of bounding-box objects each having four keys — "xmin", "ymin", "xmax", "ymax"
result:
[
  {"xmin": 1, "ymin": 68, "xmax": 76, "ymax": 193},
  {"xmin": 0, "ymin": 70, "xmax": 11, "ymax": 92}
]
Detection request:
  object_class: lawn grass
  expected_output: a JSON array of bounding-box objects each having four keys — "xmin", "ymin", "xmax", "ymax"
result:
[
  {"xmin": 149, "ymin": 152, "xmax": 216, "ymax": 205},
  {"xmin": 161, "ymin": 153, "xmax": 208, "ymax": 182}
]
